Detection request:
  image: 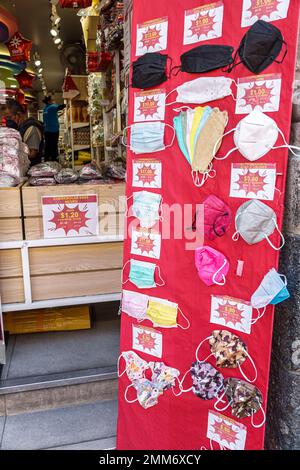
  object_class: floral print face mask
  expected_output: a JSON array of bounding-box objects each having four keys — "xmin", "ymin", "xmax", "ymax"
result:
[{"xmin": 178, "ymin": 361, "xmax": 224, "ymax": 400}]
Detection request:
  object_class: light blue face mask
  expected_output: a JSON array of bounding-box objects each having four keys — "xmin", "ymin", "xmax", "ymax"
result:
[
  {"xmin": 174, "ymin": 112, "xmax": 190, "ymax": 164},
  {"xmin": 123, "ymin": 122, "xmax": 175, "ymax": 155},
  {"xmin": 251, "ymin": 268, "xmax": 290, "ymax": 310},
  {"xmin": 123, "ymin": 259, "xmax": 165, "ymax": 289},
  {"xmin": 132, "ymin": 191, "xmax": 162, "ymax": 229}
]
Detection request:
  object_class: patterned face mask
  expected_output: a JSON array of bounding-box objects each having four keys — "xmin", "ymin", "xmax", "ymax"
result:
[
  {"xmin": 149, "ymin": 361, "xmax": 180, "ymax": 391},
  {"xmin": 178, "ymin": 361, "xmax": 224, "ymax": 400},
  {"xmin": 118, "ymin": 350, "xmax": 150, "ymax": 381},
  {"xmin": 214, "ymin": 378, "xmax": 266, "ymax": 429},
  {"xmin": 125, "ymin": 378, "xmax": 162, "ymax": 409},
  {"xmin": 196, "ymin": 330, "xmax": 257, "ymax": 383}
]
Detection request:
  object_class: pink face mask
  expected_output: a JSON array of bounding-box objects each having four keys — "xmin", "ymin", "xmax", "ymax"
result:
[
  {"xmin": 195, "ymin": 246, "xmax": 229, "ymax": 286},
  {"xmin": 121, "ymin": 290, "xmax": 148, "ymax": 322}
]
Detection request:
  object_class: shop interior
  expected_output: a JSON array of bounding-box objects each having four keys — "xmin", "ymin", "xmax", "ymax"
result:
[{"xmin": 0, "ymin": 0, "xmax": 130, "ymax": 449}]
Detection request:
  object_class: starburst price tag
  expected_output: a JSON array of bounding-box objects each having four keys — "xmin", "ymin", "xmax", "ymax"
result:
[
  {"xmin": 132, "ymin": 324, "xmax": 162, "ymax": 358},
  {"xmin": 230, "ymin": 163, "xmax": 276, "ymax": 201},
  {"xmin": 132, "ymin": 159, "xmax": 162, "ymax": 189},
  {"xmin": 241, "ymin": 0, "xmax": 290, "ymax": 27},
  {"xmin": 183, "ymin": 2, "xmax": 224, "ymax": 45},
  {"xmin": 207, "ymin": 411, "xmax": 247, "ymax": 450},
  {"xmin": 235, "ymin": 74, "xmax": 282, "ymax": 114},
  {"xmin": 134, "ymin": 89, "xmax": 166, "ymax": 122},
  {"xmin": 131, "ymin": 228, "xmax": 161, "ymax": 259},
  {"xmin": 136, "ymin": 17, "xmax": 168, "ymax": 56},
  {"xmin": 42, "ymin": 195, "xmax": 99, "ymax": 238},
  {"xmin": 210, "ymin": 295, "xmax": 253, "ymax": 335}
]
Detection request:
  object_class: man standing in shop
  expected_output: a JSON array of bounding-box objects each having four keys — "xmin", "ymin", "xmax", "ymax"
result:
[
  {"xmin": 5, "ymin": 100, "xmax": 44, "ymax": 166},
  {"xmin": 43, "ymin": 96, "xmax": 66, "ymax": 161}
]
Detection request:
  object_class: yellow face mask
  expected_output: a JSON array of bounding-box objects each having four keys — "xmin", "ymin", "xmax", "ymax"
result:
[{"xmin": 146, "ymin": 298, "xmax": 190, "ymax": 329}]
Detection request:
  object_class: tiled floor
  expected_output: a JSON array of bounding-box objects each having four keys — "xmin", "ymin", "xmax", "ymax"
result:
[{"xmin": 0, "ymin": 399, "xmax": 117, "ymax": 450}]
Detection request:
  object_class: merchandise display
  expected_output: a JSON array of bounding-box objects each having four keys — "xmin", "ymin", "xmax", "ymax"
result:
[
  {"xmin": 0, "ymin": 128, "xmax": 30, "ymax": 185},
  {"xmin": 118, "ymin": 0, "xmax": 300, "ymax": 452}
]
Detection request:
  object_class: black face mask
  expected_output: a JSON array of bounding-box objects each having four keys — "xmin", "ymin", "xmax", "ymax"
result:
[
  {"xmin": 132, "ymin": 52, "xmax": 169, "ymax": 89},
  {"xmin": 177, "ymin": 45, "xmax": 234, "ymax": 74},
  {"xmin": 230, "ymin": 19, "xmax": 287, "ymax": 74}
]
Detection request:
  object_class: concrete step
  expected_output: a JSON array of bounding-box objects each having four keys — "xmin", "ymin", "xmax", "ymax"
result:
[{"xmin": 0, "ymin": 399, "xmax": 117, "ymax": 450}]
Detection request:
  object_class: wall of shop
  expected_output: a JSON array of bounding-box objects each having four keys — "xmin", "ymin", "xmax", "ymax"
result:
[{"xmin": 265, "ymin": 30, "xmax": 300, "ymax": 451}]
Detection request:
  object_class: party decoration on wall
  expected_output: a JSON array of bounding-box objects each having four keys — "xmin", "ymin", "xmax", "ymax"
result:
[
  {"xmin": 132, "ymin": 159, "xmax": 162, "ymax": 188},
  {"xmin": 136, "ymin": 17, "xmax": 168, "ymax": 56},
  {"xmin": 241, "ymin": 0, "xmax": 290, "ymax": 27},
  {"xmin": 15, "ymin": 70, "xmax": 35, "ymax": 89},
  {"xmin": 59, "ymin": 0, "xmax": 92, "ymax": 7},
  {"xmin": 210, "ymin": 295, "xmax": 253, "ymax": 335},
  {"xmin": 132, "ymin": 324, "xmax": 163, "ymax": 358},
  {"xmin": 206, "ymin": 410, "xmax": 247, "ymax": 450},
  {"xmin": 62, "ymin": 74, "xmax": 80, "ymax": 100},
  {"xmin": 131, "ymin": 229, "xmax": 161, "ymax": 259},
  {"xmin": 235, "ymin": 74, "xmax": 282, "ymax": 115},
  {"xmin": 0, "ymin": 6, "xmax": 18, "ymax": 43},
  {"xmin": 230, "ymin": 163, "xmax": 277, "ymax": 201},
  {"xmin": 183, "ymin": 2, "xmax": 224, "ymax": 45},
  {"xmin": 6, "ymin": 32, "xmax": 32, "ymax": 63},
  {"xmin": 134, "ymin": 89, "xmax": 166, "ymax": 122}
]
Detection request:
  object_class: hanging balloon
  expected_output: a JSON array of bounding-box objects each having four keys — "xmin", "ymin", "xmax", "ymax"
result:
[
  {"xmin": 62, "ymin": 74, "xmax": 80, "ymax": 99},
  {"xmin": 59, "ymin": 0, "xmax": 92, "ymax": 8},
  {"xmin": 5, "ymin": 31, "xmax": 33, "ymax": 63},
  {"xmin": 0, "ymin": 6, "xmax": 18, "ymax": 42},
  {"xmin": 16, "ymin": 89, "xmax": 25, "ymax": 106},
  {"xmin": 15, "ymin": 69, "xmax": 35, "ymax": 89}
]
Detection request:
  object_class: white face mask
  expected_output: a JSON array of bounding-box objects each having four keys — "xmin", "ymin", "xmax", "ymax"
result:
[
  {"xmin": 166, "ymin": 76, "xmax": 235, "ymax": 106},
  {"xmin": 251, "ymin": 268, "xmax": 288, "ymax": 309},
  {"xmin": 214, "ymin": 109, "xmax": 300, "ymax": 162}
]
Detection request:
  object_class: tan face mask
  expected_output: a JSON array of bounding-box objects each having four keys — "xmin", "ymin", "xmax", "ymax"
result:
[{"xmin": 192, "ymin": 108, "xmax": 228, "ymax": 186}]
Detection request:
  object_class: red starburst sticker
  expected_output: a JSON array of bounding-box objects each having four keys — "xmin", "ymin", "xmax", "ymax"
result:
[
  {"xmin": 250, "ymin": 0, "xmax": 280, "ymax": 17},
  {"xmin": 243, "ymin": 83, "xmax": 272, "ymax": 108},
  {"xmin": 49, "ymin": 204, "xmax": 90, "ymax": 236},
  {"xmin": 135, "ymin": 234, "xmax": 155, "ymax": 254},
  {"xmin": 189, "ymin": 13, "xmax": 216, "ymax": 37},
  {"xmin": 137, "ymin": 164, "xmax": 157, "ymax": 185},
  {"xmin": 216, "ymin": 301, "xmax": 244, "ymax": 326},
  {"xmin": 212, "ymin": 420, "xmax": 239, "ymax": 446},
  {"xmin": 138, "ymin": 97, "xmax": 159, "ymax": 119},
  {"xmin": 137, "ymin": 331, "xmax": 156, "ymax": 351},
  {"xmin": 236, "ymin": 170, "xmax": 267, "ymax": 196},
  {"xmin": 141, "ymin": 26, "xmax": 162, "ymax": 50}
]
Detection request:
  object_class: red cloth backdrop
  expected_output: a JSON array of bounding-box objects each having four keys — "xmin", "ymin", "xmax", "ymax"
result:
[{"xmin": 117, "ymin": 0, "xmax": 300, "ymax": 450}]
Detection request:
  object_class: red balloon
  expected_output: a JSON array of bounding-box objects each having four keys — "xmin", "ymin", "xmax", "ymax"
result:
[
  {"xmin": 6, "ymin": 31, "xmax": 32, "ymax": 63},
  {"xmin": 0, "ymin": 6, "xmax": 18, "ymax": 42},
  {"xmin": 16, "ymin": 89, "xmax": 25, "ymax": 106},
  {"xmin": 15, "ymin": 70, "xmax": 35, "ymax": 89}
]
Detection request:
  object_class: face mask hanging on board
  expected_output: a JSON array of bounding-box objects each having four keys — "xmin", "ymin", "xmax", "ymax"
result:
[
  {"xmin": 232, "ymin": 200, "xmax": 285, "ymax": 251},
  {"xmin": 251, "ymin": 268, "xmax": 290, "ymax": 310},
  {"xmin": 195, "ymin": 246, "xmax": 229, "ymax": 287},
  {"xmin": 122, "ymin": 259, "xmax": 165, "ymax": 289},
  {"xmin": 214, "ymin": 378, "xmax": 266, "ymax": 428},
  {"xmin": 172, "ymin": 45, "xmax": 235, "ymax": 75},
  {"xmin": 191, "ymin": 195, "xmax": 232, "ymax": 241},
  {"xmin": 196, "ymin": 330, "xmax": 258, "ymax": 383},
  {"xmin": 131, "ymin": 52, "xmax": 170, "ymax": 89},
  {"xmin": 122, "ymin": 122, "xmax": 175, "ymax": 155},
  {"xmin": 166, "ymin": 76, "xmax": 236, "ymax": 106},
  {"xmin": 174, "ymin": 106, "xmax": 228, "ymax": 187},
  {"xmin": 228, "ymin": 20, "xmax": 287, "ymax": 74},
  {"xmin": 175, "ymin": 361, "xmax": 225, "ymax": 401},
  {"xmin": 129, "ymin": 190, "xmax": 162, "ymax": 229},
  {"xmin": 213, "ymin": 109, "xmax": 300, "ymax": 162}
]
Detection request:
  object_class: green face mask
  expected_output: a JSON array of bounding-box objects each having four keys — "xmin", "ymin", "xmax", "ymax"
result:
[
  {"xmin": 123, "ymin": 259, "xmax": 165, "ymax": 289},
  {"xmin": 174, "ymin": 112, "xmax": 190, "ymax": 164}
]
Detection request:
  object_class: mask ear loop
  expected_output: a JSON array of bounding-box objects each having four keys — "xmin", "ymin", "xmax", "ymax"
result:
[
  {"xmin": 122, "ymin": 260, "xmax": 131, "ymax": 285},
  {"xmin": 251, "ymin": 306, "xmax": 266, "ymax": 325},
  {"xmin": 251, "ymin": 402, "xmax": 266, "ymax": 429},
  {"xmin": 232, "ymin": 213, "xmax": 241, "ymax": 241},
  {"xmin": 164, "ymin": 123, "xmax": 176, "ymax": 148},
  {"xmin": 175, "ymin": 369, "xmax": 193, "ymax": 394},
  {"xmin": 265, "ymin": 218, "xmax": 285, "ymax": 251},
  {"xmin": 239, "ymin": 352, "xmax": 257, "ymax": 383},
  {"xmin": 124, "ymin": 194, "xmax": 133, "ymax": 218},
  {"xmin": 117, "ymin": 353, "xmax": 126, "ymax": 377},
  {"xmin": 212, "ymin": 259, "xmax": 227, "ymax": 286},
  {"xmin": 212, "ymin": 128, "xmax": 237, "ymax": 161},
  {"xmin": 122, "ymin": 125, "xmax": 131, "ymax": 148},
  {"xmin": 173, "ymin": 105, "xmax": 192, "ymax": 113},
  {"xmin": 165, "ymin": 87, "xmax": 178, "ymax": 106},
  {"xmin": 272, "ymin": 125, "xmax": 300, "ymax": 157},
  {"xmin": 171, "ymin": 375, "xmax": 184, "ymax": 396},
  {"xmin": 214, "ymin": 386, "xmax": 231, "ymax": 412},
  {"xmin": 124, "ymin": 383, "xmax": 138, "ymax": 404},
  {"xmin": 155, "ymin": 265, "xmax": 165, "ymax": 287},
  {"xmin": 279, "ymin": 273, "xmax": 287, "ymax": 286},
  {"xmin": 177, "ymin": 307, "xmax": 190, "ymax": 330},
  {"xmin": 195, "ymin": 336, "xmax": 214, "ymax": 363}
]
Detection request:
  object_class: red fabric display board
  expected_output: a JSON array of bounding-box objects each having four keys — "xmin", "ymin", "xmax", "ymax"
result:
[{"xmin": 117, "ymin": 0, "xmax": 300, "ymax": 450}]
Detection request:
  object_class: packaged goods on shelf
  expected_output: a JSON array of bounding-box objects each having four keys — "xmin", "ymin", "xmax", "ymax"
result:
[
  {"xmin": 28, "ymin": 162, "xmax": 61, "ymax": 177},
  {"xmin": 101, "ymin": 161, "xmax": 126, "ymax": 180},
  {"xmin": 79, "ymin": 161, "xmax": 103, "ymax": 179},
  {"xmin": 54, "ymin": 168, "xmax": 79, "ymax": 184},
  {"xmin": 0, "ymin": 128, "xmax": 30, "ymax": 185},
  {"xmin": 29, "ymin": 176, "xmax": 57, "ymax": 186}
]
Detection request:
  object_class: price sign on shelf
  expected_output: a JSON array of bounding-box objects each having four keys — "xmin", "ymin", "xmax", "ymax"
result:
[{"xmin": 42, "ymin": 194, "xmax": 99, "ymax": 239}]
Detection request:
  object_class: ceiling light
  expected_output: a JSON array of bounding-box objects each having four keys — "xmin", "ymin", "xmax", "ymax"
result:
[
  {"xmin": 10, "ymin": 85, "xmax": 17, "ymax": 88},
  {"xmin": 50, "ymin": 28, "xmax": 58, "ymax": 37},
  {"xmin": 54, "ymin": 16, "xmax": 61, "ymax": 25},
  {"xmin": 34, "ymin": 59, "xmax": 41, "ymax": 67},
  {"xmin": 54, "ymin": 37, "xmax": 61, "ymax": 44},
  {"xmin": 38, "ymin": 67, "xmax": 43, "ymax": 73}
]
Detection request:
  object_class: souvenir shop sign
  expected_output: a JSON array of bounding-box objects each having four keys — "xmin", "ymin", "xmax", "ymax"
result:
[
  {"xmin": 183, "ymin": 2, "xmax": 224, "ymax": 45},
  {"xmin": 42, "ymin": 195, "xmax": 99, "ymax": 239},
  {"xmin": 0, "ymin": 300, "xmax": 5, "ymax": 365},
  {"xmin": 241, "ymin": 0, "xmax": 291, "ymax": 27}
]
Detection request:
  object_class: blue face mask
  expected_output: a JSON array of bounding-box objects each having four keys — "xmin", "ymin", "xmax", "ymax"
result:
[
  {"xmin": 270, "ymin": 285, "xmax": 290, "ymax": 305},
  {"xmin": 123, "ymin": 259, "xmax": 165, "ymax": 289},
  {"xmin": 123, "ymin": 122, "xmax": 175, "ymax": 154},
  {"xmin": 132, "ymin": 191, "xmax": 162, "ymax": 228},
  {"xmin": 251, "ymin": 268, "xmax": 289, "ymax": 309},
  {"xmin": 174, "ymin": 112, "xmax": 190, "ymax": 164}
]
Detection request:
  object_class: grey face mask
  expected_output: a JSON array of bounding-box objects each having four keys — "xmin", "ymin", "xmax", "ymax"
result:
[{"xmin": 232, "ymin": 200, "xmax": 285, "ymax": 251}]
